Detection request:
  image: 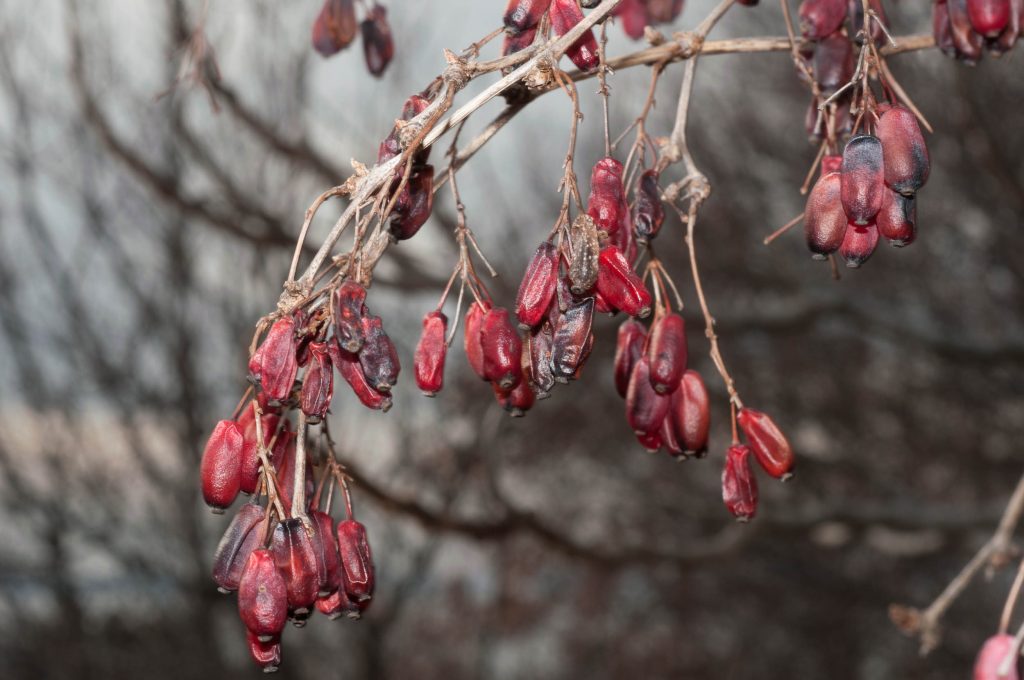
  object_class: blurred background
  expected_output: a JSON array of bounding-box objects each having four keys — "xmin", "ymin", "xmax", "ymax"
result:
[{"xmin": 1, "ymin": 0, "xmax": 1023, "ymax": 678}]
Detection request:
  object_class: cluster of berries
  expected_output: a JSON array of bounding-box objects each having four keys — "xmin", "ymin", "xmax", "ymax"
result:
[
  {"xmin": 378, "ymin": 93, "xmax": 436, "ymax": 241},
  {"xmin": 502, "ymin": 0, "xmax": 601, "ymax": 68},
  {"xmin": 313, "ymin": 0, "xmax": 394, "ymax": 77},
  {"xmin": 934, "ymin": 0, "xmax": 1022, "ymax": 62}
]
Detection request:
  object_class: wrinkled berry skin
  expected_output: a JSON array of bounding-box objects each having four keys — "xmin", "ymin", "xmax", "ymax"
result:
[
  {"xmin": 238, "ymin": 549, "xmax": 288, "ymax": 640},
  {"xmin": 312, "ymin": 0, "xmax": 357, "ymax": 57},
  {"xmin": 246, "ymin": 630, "xmax": 282, "ymax": 672},
  {"xmin": 516, "ymin": 242, "xmax": 560, "ymax": 329},
  {"xmin": 614, "ymin": 319, "xmax": 647, "ymax": 398},
  {"xmin": 361, "ymin": 4, "xmax": 394, "ymax": 77},
  {"xmin": 358, "ymin": 315, "xmax": 401, "ymax": 393},
  {"xmin": 529, "ymin": 322, "xmax": 556, "ymax": 396},
  {"xmin": 805, "ymin": 172, "xmax": 847, "ymax": 259},
  {"xmin": 414, "ymin": 310, "xmax": 448, "ymax": 396},
  {"xmin": 633, "ymin": 170, "xmax": 665, "ymax": 243},
  {"xmin": 239, "ymin": 406, "xmax": 279, "ymax": 494},
  {"xmin": 737, "ymin": 408, "xmax": 795, "ymax": 480},
  {"xmin": 505, "ymin": 0, "xmax": 551, "ymax": 33},
  {"xmin": 671, "ymin": 370, "xmax": 710, "ymax": 457},
  {"xmin": 968, "ymin": 0, "xmax": 1012, "ymax": 36},
  {"xmin": 481, "ymin": 307, "xmax": 524, "ymax": 390},
  {"xmin": 722, "ymin": 445, "xmax": 759, "ymax": 521},
  {"xmin": 390, "ymin": 164, "xmax": 434, "ymax": 241},
  {"xmin": 464, "ymin": 301, "xmax": 490, "ymax": 381},
  {"xmin": 647, "ymin": 313, "xmax": 687, "ymax": 394},
  {"xmin": 201, "ymin": 420, "xmax": 245, "ymax": 512},
  {"xmin": 494, "ymin": 378, "xmax": 537, "ymax": 417},
  {"xmin": 300, "ymin": 342, "xmax": 333, "ymax": 421},
  {"xmin": 597, "ymin": 246, "xmax": 653, "ymax": 318},
  {"xmin": 877, "ymin": 190, "xmax": 916, "ymax": 247},
  {"xmin": 876, "ymin": 105, "xmax": 930, "ymax": 196},
  {"xmin": 839, "ymin": 222, "xmax": 879, "ymax": 267},
  {"xmin": 625, "ymin": 357, "xmax": 670, "ymax": 436},
  {"xmin": 550, "ymin": 0, "xmax": 600, "ymax": 71},
  {"xmin": 587, "ymin": 158, "xmax": 628, "ymax": 237},
  {"xmin": 330, "ymin": 340, "xmax": 393, "ymax": 412},
  {"xmin": 316, "ymin": 588, "xmax": 360, "ymax": 620},
  {"xmin": 271, "ymin": 519, "xmax": 320, "ymax": 614},
  {"xmin": 841, "ymin": 135, "xmax": 885, "ymax": 225},
  {"xmin": 973, "ymin": 633, "xmax": 1021, "ymax": 680},
  {"xmin": 249, "ymin": 318, "xmax": 299, "ymax": 403},
  {"xmin": 551, "ymin": 297, "xmax": 595, "ymax": 381},
  {"xmin": 310, "ymin": 510, "xmax": 342, "ymax": 595},
  {"xmin": 212, "ymin": 501, "xmax": 266, "ymax": 592},
  {"xmin": 337, "ymin": 520, "xmax": 375, "ymax": 603},
  {"xmin": 799, "ymin": 0, "xmax": 847, "ymax": 39},
  {"xmin": 813, "ymin": 32, "xmax": 854, "ymax": 94},
  {"xmin": 948, "ymin": 0, "xmax": 986, "ymax": 62},
  {"xmin": 503, "ymin": 25, "xmax": 538, "ymax": 55},
  {"xmin": 333, "ymin": 281, "xmax": 367, "ymax": 353}
]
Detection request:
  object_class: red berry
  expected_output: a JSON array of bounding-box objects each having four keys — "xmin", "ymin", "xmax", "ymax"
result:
[
  {"xmin": 973, "ymin": 633, "xmax": 1020, "ymax": 680},
  {"xmin": 839, "ymin": 222, "xmax": 879, "ymax": 268},
  {"xmin": 316, "ymin": 587, "xmax": 360, "ymax": 620},
  {"xmin": 968, "ymin": 0, "xmax": 1011, "ymax": 36},
  {"xmin": 812, "ymin": 32, "xmax": 854, "ymax": 94},
  {"xmin": 464, "ymin": 301, "xmax": 490, "ymax": 380},
  {"xmin": 614, "ymin": 318, "xmax": 647, "ymax": 398},
  {"xmin": 821, "ymin": 154, "xmax": 842, "ymax": 174},
  {"xmin": 238, "ymin": 548, "xmax": 288, "ymax": 640},
  {"xmin": 503, "ymin": 25, "xmax": 538, "ymax": 55},
  {"xmin": 312, "ymin": 0, "xmax": 357, "ymax": 57},
  {"xmin": 201, "ymin": 420, "xmax": 244, "ymax": 512},
  {"xmin": 722, "ymin": 444, "xmax": 759, "ymax": 521},
  {"xmin": 633, "ymin": 170, "xmax": 665, "ymax": 243},
  {"xmin": 494, "ymin": 378, "xmax": 537, "ymax": 417},
  {"xmin": 361, "ymin": 4, "xmax": 394, "ymax": 77},
  {"xmin": 390, "ymin": 164, "xmax": 434, "ymax": 241},
  {"xmin": 212, "ymin": 501, "xmax": 267, "ymax": 592},
  {"xmin": 550, "ymin": 0, "xmax": 600, "ymax": 71},
  {"xmin": 614, "ymin": 0, "xmax": 648, "ymax": 39},
  {"xmin": 876, "ymin": 105, "xmax": 930, "ymax": 195},
  {"xmin": 337, "ymin": 519, "xmax": 375, "ymax": 604},
  {"xmin": 586, "ymin": 157, "xmax": 628, "ymax": 238},
  {"xmin": 596, "ymin": 246, "xmax": 652, "ymax": 318},
  {"xmin": 646, "ymin": 0, "xmax": 685, "ymax": 23},
  {"xmin": 636, "ymin": 429, "xmax": 663, "ymax": 452},
  {"xmin": 515, "ymin": 242, "xmax": 560, "ymax": 329},
  {"xmin": 670, "ymin": 370, "xmax": 710, "ymax": 457},
  {"xmin": 310, "ymin": 510, "xmax": 342, "ymax": 595},
  {"xmin": 249, "ymin": 318, "xmax": 299, "ymax": 403},
  {"xmin": 647, "ymin": 313, "xmax": 687, "ymax": 394},
  {"xmin": 329, "ymin": 339, "xmax": 393, "ymax": 412},
  {"xmin": 799, "ymin": 0, "xmax": 847, "ymax": 39},
  {"xmin": 481, "ymin": 307, "xmax": 523, "ymax": 390},
  {"xmin": 358, "ymin": 315, "xmax": 400, "ymax": 393},
  {"xmin": 551, "ymin": 297, "xmax": 595, "ymax": 382},
  {"xmin": 333, "ymin": 281, "xmax": 367, "ymax": 353},
  {"xmin": 737, "ymin": 408, "xmax": 795, "ymax": 480},
  {"xmin": 270, "ymin": 519, "xmax": 320, "ymax": 614},
  {"xmin": 876, "ymin": 189, "xmax": 916, "ymax": 247},
  {"xmin": 246, "ymin": 630, "xmax": 282, "ymax": 672},
  {"xmin": 840, "ymin": 135, "xmax": 885, "ymax": 225},
  {"xmin": 625, "ymin": 357, "xmax": 670, "ymax": 436},
  {"xmin": 300, "ymin": 342, "xmax": 333, "ymax": 421},
  {"xmin": 238, "ymin": 406, "xmax": 279, "ymax": 495},
  {"xmin": 805, "ymin": 171, "xmax": 847, "ymax": 259},
  {"xmin": 948, "ymin": 0, "xmax": 986, "ymax": 62},
  {"xmin": 504, "ymin": 0, "xmax": 552, "ymax": 33},
  {"xmin": 414, "ymin": 310, "xmax": 448, "ymax": 396}
]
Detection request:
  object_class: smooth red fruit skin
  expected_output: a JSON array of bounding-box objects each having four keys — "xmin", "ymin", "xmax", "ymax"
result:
[
  {"xmin": 934, "ymin": 0, "xmax": 958, "ymax": 56},
  {"xmin": 481, "ymin": 308, "xmax": 524, "ymax": 390},
  {"xmin": 201, "ymin": 420, "xmax": 244, "ymax": 512},
  {"xmin": 337, "ymin": 519, "xmax": 375, "ymax": 603},
  {"xmin": 647, "ymin": 0, "xmax": 685, "ymax": 22},
  {"xmin": 529, "ymin": 322, "xmax": 556, "ymax": 396},
  {"xmin": 414, "ymin": 310, "xmax": 448, "ymax": 397},
  {"xmin": 737, "ymin": 408, "xmax": 795, "ymax": 480},
  {"xmin": 660, "ymin": 413, "xmax": 685, "ymax": 458},
  {"xmin": 550, "ymin": 0, "xmax": 600, "ymax": 71},
  {"xmin": 212, "ymin": 501, "xmax": 266, "ymax": 592},
  {"xmin": 948, "ymin": 0, "xmax": 986, "ymax": 62},
  {"xmin": 246, "ymin": 630, "xmax": 282, "ymax": 672},
  {"xmin": 333, "ymin": 281, "xmax": 367, "ymax": 353},
  {"xmin": 877, "ymin": 189, "xmax": 916, "ymax": 247},
  {"xmin": 614, "ymin": 0, "xmax": 648, "ymax": 39},
  {"xmin": 670, "ymin": 370, "xmax": 710, "ymax": 457},
  {"xmin": 586, "ymin": 158, "xmax": 628, "ymax": 237},
  {"xmin": 238, "ymin": 406, "xmax": 279, "ymax": 495},
  {"xmin": 390, "ymin": 164, "xmax": 435, "ymax": 241},
  {"xmin": 974, "ymin": 633, "xmax": 1021, "ymax": 680},
  {"xmin": 551, "ymin": 297, "xmax": 595, "ymax": 382},
  {"xmin": 626, "ymin": 357, "xmax": 671, "ymax": 435},
  {"xmin": 614, "ymin": 319, "xmax": 647, "ymax": 398},
  {"xmin": 799, "ymin": 0, "xmax": 847, "ymax": 39},
  {"xmin": 840, "ymin": 135, "xmax": 885, "ymax": 225},
  {"xmin": 312, "ymin": 0, "xmax": 357, "ymax": 56},
  {"xmin": 503, "ymin": 25, "xmax": 538, "ymax": 55},
  {"xmin": 647, "ymin": 313, "xmax": 687, "ymax": 394},
  {"xmin": 636, "ymin": 429, "xmax": 663, "ymax": 452},
  {"xmin": 876, "ymin": 105, "xmax": 930, "ymax": 195},
  {"xmin": 249, "ymin": 319, "xmax": 299, "ymax": 403},
  {"xmin": 813, "ymin": 32, "xmax": 854, "ymax": 94},
  {"xmin": 330, "ymin": 339, "xmax": 393, "ymax": 412},
  {"xmin": 505, "ymin": 0, "xmax": 551, "ymax": 33},
  {"xmin": 516, "ymin": 242, "xmax": 560, "ymax": 329},
  {"xmin": 271, "ymin": 519, "xmax": 320, "ymax": 613},
  {"xmin": 805, "ymin": 172, "xmax": 846, "ymax": 259},
  {"xmin": 633, "ymin": 170, "xmax": 665, "ymax": 243},
  {"xmin": 597, "ymin": 246, "xmax": 652, "ymax": 318},
  {"xmin": 358, "ymin": 315, "xmax": 400, "ymax": 393},
  {"xmin": 300, "ymin": 342, "xmax": 333, "ymax": 421},
  {"xmin": 361, "ymin": 5, "xmax": 394, "ymax": 77},
  {"xmin": 722, "ymin": 445, "xmax": 758, "ymax": 521},
  {"xmin": 839, "ymin": 222, "xmax": 879, "ymax": 267},
  {"xmin": 464, "ymin": 301, "xmax": 489, "ymax": 380},
  {"xmin": 821, "ymin": 154, "xmax": 842, "ymax": 174},
  {"xmin": 968, "ymin": 0, "xmax": 1011, "ymax": 35},
  {"xmin": 238, "ymin": 549, "xmax": 288, "ymax": 639},
  {"xmin": 316, "ymin": 588, "xmax": 360, "ymax": 620}
]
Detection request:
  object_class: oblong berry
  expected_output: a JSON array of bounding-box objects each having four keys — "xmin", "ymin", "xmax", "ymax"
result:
[
  {"xmin": 670, "ymin": 370, "xmax": 710, "ymax": 457},
  {"xmin": 249, "ymin": 318, "xmax": 299, "ymax": 403},
  {"xmin": 312, "ymin": 0, "xmax": 357, "ymax": 57},
  {"xmin": 569, "ymin": 214, "xmax": 600, "ymax": 295},
  {"xmin": 813, "ymin": 32, "xmax": 854, "ymax": 94},
  {"xmin": 840, "ymin": 135, "xmax": 885, "ymax": 225},
  {"xmin": 586, "ymin": 157, "xmax": 628, "ymax": 237},
  {"xmin": 300, "ymin": 342, "xmax": 333, "ymax": 421},
  {"xmin": 876, "ymin": 189, "xmax": 916, "ymax": 247},
  {"xmin": 614, "ymin": 0, "xmax": 648, "ymax": 40},
  {"xmin": 647, "ymin": 313, "xmax": 687, "ymax": 394},
  {"xmin": 722, "ymin": 444, "xmax": 758, "ymax": 522},
  {"xmin": 948, "ymin": 0, "xmax": 986, "ymax": 62},
  {"xmin": 625, "ymin": 357, "xmax": 670, "ymax": 436},
  {"xmin": 614, "ymin": 318, "xmax": 647, "ymax": 398},
  {"xmin": 238, "ymin": 549, "xmax": 288, "ymax": 640},
  {"xmin": 876, "ymin": 105, "xmax": 930, "ymax": 195},
  {"xmin": 464, "ymin": 301, "xmax": 489, "ymax": 381},
  {"xmin": 529, "ymin": 322, "xmax": 556, "ymax": 397},
  {"xmin": 481, "ymin": 307, "xmax": 523, "ymax": 390},
  {"xmin": 271, "ymin": 519, "xmax": 320, "ymax": 613},
  {"xmin": 516, "ymin": 242, "xmax": 560, "ymax": 329},
  {"xmin": 799, "ymin": 0, "xmax": 847, "ymax": 39},
  {"xmin": 973, "ymin": 633, "xmax": 1021, "ymax": 680},
  {"xmin": 551, "ymin": 297, "xmax": 595, "ymax": 381},
  {"xmin": 201, "ymin": 420, "xmax": 245, "ymax": 512},
  {"xmin": 358, "ymin": 315, "xmax": 400, "ymax": 393},
  {"xmin": 361, "ymin": 4, "xmax": 394, "ymax": 77},
  {"xmin": 805, "ymin": 171, "xmax": 847, "ymax": 259},
  {"xmin": 596, "ymin": 245, "xmax": 652, "ymax": 318},
  {"xmin": 968, "ymin": 0, "xmax": 1011, "ymax": 36},
  {"xmin": 239, "ymin": 406, "xmax": 279, "ymax": 495},
  {"xmin": 503, "ymin": 24, "xmax": 538, "ymax": 56},
  {"xmin": 246, "ymin": 630, "xmax": 282, "ymax": 672},
  {"xmin": 504, "ymin": 0, "xmax": 552, "ymax": 33},
  {"xmin": 316, "ymin": 588, "xmax": 359, "ymax": 620},
  {"xmin": 633, "ymin": 170, "xmax": 665, "ymax": 243},
  {"xmin": 737, "ymin": 408, "xmax": 795, "ymax": 480},
  {"xmin": 494, "ymin": 378, "xmax": 537, "ymax": 417},
  {"xmin": 839, "ymin": 222, "xmax": 879, "ymax": 267},
  {"xmin": 337, "ymin": 519, "xmax": 375, "ymax": 603},
  {"xmin": 847, "ymin": 0, "xmax": 887, "ymax": 43},
  {"xmin": 414, "ymin": 310, "xmax": 448, "ymax": 397},
  {"xmin": 333, "ymin": 281, "xmax": 367, "ymax": 353},
  {"xmin": 212, "ymin": 501, "xmax": 266, "ymax": 592},
  {"xmin": 550, "ymin": 0, "xmax": 600, "ymax": 71},
  {"xmin": 646, "ymin": 0, "xmax": 685, "ymax": 22},
  {"xmin": 390, "ymin": 164, "xmax": 434, "ymax": 241},
  {"xmin": 330, "ymin": 339, "xmax": 393, "ymax": 412}
]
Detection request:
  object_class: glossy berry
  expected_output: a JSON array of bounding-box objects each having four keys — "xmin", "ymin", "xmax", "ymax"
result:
[
  {"xmin": 805, "ymin": 172, "xmax": 847, "ymax": 259},
  {"xmin": 625, "ymin": 357, "xmax": 671, "ymax": 436},
  {"xmin": 647, "ymin": 313, "xmax": 687, "ymax": 394},
  {"xmin": 516, "ymin": 242, "xmax": 560, "ymax": 329},
  {"xmin": 271, "ymin": 519, "xmax": 320, "ymax": 614},
  {"xmin": 337, "ymin": 519, "xmax": 375, "ymax": 604},
  {"xmin": 948, "ymin": 0, "xmax": 986, "ymax": 62},
  {"xmin": 212, "ymin": 501, "xmax": 266, "ymax": 593},
  {"xmin": 246, "ymin": 630, "xmax": 282, "ymax": 672},
  {"xmin": 876, "ymin": 105, "xmax": 930, "ymax": 195},
  {"xmin": 660, "ymin": 412, "xmax": 684, "ymax": 458},
  {"xmin": 414, "ymin": 310, "xmax": 448, "ymax": 397},
  {"xmin": 840, "ymin": 135, "xmax": 885, "ymax": 225},
  {"xmin": 238, "ymin": 406, "xmax": 278, "ymax": 495},
  {"xmin": 586, "ymin": 157, "xmax": 628, "ymax": 237},
  {"xmin": 839, "ymin": 222, "xmax": 879, "ymax": 267},
  {"xmin": 973, "ymin": 633, "xmax": 1020, "ymax": 680},
  {"xmin": 361, "ymin": 4, "xmax": 394, "ymax": 77},
  {"xmin": 633, "ymin": 170, "xmax": 665, "ymax": 242},
  {"xmin": 330, "ymin": 340, "xmax": 393, "ymax": 412},
  {"xmin": 737, "ymin": 408, "xmax": 795, "ymax": 480},
  {"xmin": 550, "ymin": 0, "xmax": 600, "ymax": 71},
  {"xmin": 799, "ymin": 0, "xmax": 847, "ymax": 39},
  {"xmin": 316, "ymin": 587, "xmax": 359, "ymax": 620},
  {"xmin": 722, "ymin": 444, "xmax": 759, "ymax": 521},
  {"xmin": 464, "ymin": 301, "xmax": 490, "ymax": 381},
  {"xmin": 670, "ymin": 370, "xmax": 710, "ymax": 457},
  {"xmin": 494, "ymin": 377, "xmax": 537, "ymax": 417},
  {"xmin": 300, "ymin": 342, "xmax": 333, "ymax": 421},
  {"xmin": 876, "ymin": 189, "xmax": 916, "ymax": 247},
  {"xmin": 968, "ymin": 0, "xmax": 1012, "ymax": 36},
  {"xmin": 551, "ymin": 297, "xmax": 595, "ymax": 381},
  {"xmin": 529, "ymin": 322, "xmax": 556, "ymax": 396},
  {"xmin": 390, "ymin": 164, "xmax": 435, "ymax": 241},
  {"xmin": 238, "ymin": 549, "xmax": 288, "ymax": 640},
  {"xmin": 201, "ymin": 420, "xmax": 245, "ymax": 512},
  {"xmin": 821, "ymin": 154, "xmax": 842, "ymax": 174},
  {"xmin": 614, "ymin": 319, "xmax": 647, "ymax": 398},
  {"xmin": 481, "ymin": 307, "xmax": 523, "ymax": 390},
  {"xmin": 312, "ymin": 0, "xmax": 357, "ymax": 57},
  {"xmin": 596, "ymin": 246, "xmax": 652, "ymax": 318},
  {"xmin": 249, "ymin": 318, "xmax": 299, "ymax": 403}
]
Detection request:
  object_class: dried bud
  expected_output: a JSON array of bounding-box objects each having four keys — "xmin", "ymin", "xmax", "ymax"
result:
[
  {"xmin": 596, "ymin": 245, "xmax": 652, "ymax": 318},
  {"xmin": 625, "ymin": 357, "xmax": 671, "ymax": 435},
  {"xmin": 586, "ymin": 157, "xmax": 628, "ymax": 237},
  {"xmin": 516, "ymin": 242, "xmax": 560, "ymax": 329},
  {"xmin": 249, "ymin": 319, "xmax": 299, "ymax": 403},
  {"xmin": 358, "ymin": 315, "xmax": 400, "ymax": 393},
  {"xmin": 722, "ymin": 444, "xmax": 759, "ymax": 521},
  {"xmin": 876, "ymin": 105, "xmax": 930, "ymax": 195},
  {"xmin": 799, "ymin": 0, "xmax": 847, "ymax": 39},
  {"xmin": 312, "ymin": 0, "xmax": 357, "ymax": 57},
  {"xmin": 390, "ymin": 164, "xmax": 435, "ymax": 241},
  {"xmin": 212, "ymin": 501, "xmax": 267, "ymax": 592},
  {"xmin": 246, "ymin": 630, "xmax": 282, "ymax": 673},
  {"xmin": 839, "ymin": 222, "xmax": 879, "ymax": 267},
  {"xmin": 551, "ymin": 297, "xmax": 595, "ymax": 381},
  {"xmin": 737, "ymin": 408, "xmax": 795, "ymax": 480},
  {"xmin": 841, "ymin": 135, "xmax": 885, "ymax": 225},
  {"xmin": 414, "ymin": 310, "xmax": 448, "ymax": 396},
  {"xmin": 614, "ymin": 319, "xmax": 647, "ymax": 398},
  {"xmin": 670, "ymin": 370, "xmax": 710, "ymax": 457},
  {"xmin": 647, "ymin": 313, "xmax": 687, "ymax": 394},
  {"xmin": 504, "ymin": 0, "xmax": 552, "ymax": 33},
  {"xmin": 201, "ymin": 420, "xmax": 244, "ymax": 512},
  {"xmin": 968, "ymin": 0, "xmax": 1012, "ymax": 36},
  {"xmin": 330, "ymin": 339, "xmax": 393, "ymax": 412},
  {"xmin": 361, "ymin": 4, "xmax": 394, "ymax": 77},
  {"xmin": 464, "ymin": 301, "xmax": 490, "ymax": 380},
  {"xmin": 569, "ymin": 214, "xmax": 600, "ymax": 295},
  {"xmin": 300, "ymin": 342, "xmax": 333, "ymax": 421},
  {"xmin": 550, "ymin": 0, "xmax": 600, "ymax": 70},
  {"xmin": 333, "ymin": 281, "xmax": 367, "ymax": 353},
  {"xmin": 529, "ymin": 322, "xmax": 556, "ymax": 396},
  {"xmin": 271, "ymin": 519, "xmax": 320, "ymax": 614},
  {"xmin": 337, "ymin": 519, "xmax": 375, "ymax": 603},
  {"xmin": 238, "ymin": 549, "xmax": 288, "ymax": 640},
  {"xmin": 804, "ymin": 171, "xmax": 846, "ymax": 259},
  {"xmin": 973, "ymin": 633, "xmax": 1020, "ymax": 680},
  {"xmin": 876, "ymin": 189, "xmax": 916, "ymax": 247},
  {"xmin": 310, "ymin": 510, "xmax": 342, "ymax": 595},
  {"xmin": 481, "ymin": 307, "xmax": 524, "ymax": 390},
  {"xmin": 633, "ymin": 170, "xmax": 665, "ymax": 243}
]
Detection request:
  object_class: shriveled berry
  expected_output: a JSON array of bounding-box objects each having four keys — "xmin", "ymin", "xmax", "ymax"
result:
[
  {"xmin": 333, "ymin": 281, "xmax": 367, "ymax": 353},
  {"xmin": 390, "ymin": 164, "xmax": 434, "ymax": 241},
  {"xmin": 358, "ymin": 315, "xmax": 400, "ymax": 393},
  {"xmin": 309, "ymin": 510, "xmax": 341, "ymax": 595},
  {"xmin": 337, "ymin": 519, "xmax": 375, "ymax": 603},
  {"xmin": 481, "ymin": 307, "xmax": 523, "ymax": 390},
  {"xmin": 551, "ymin": 297, "xmax": 595, "ymax": 381},
  {"xmin": 568, "ymin": 214, "xmax": 600, "ymax": 295},
  {"xmin": 647, "ymin": 313, "xmax": 687, "ymax": 394},
  {"xmin": 271, "ymin": 519, "xmax": 320, "ymax": 614},
  {"xmin": 316, "ymin": 587, "xmax": 359, "ymax": 620},
  {"xmin": 973, "ymin": 633, "xmax": 1020, "ymax": 680},
  {"xmin": 670, "ymin": 370, "xmax": 710, "ymax": 457},
  {"xmin": 633, "ymin": 170, "xmax": 665, "ymax": 242},
  {"xmin": 550, "ymin": 0, "xmax": 600, "ymax": 70},
  {"xmin": 249, "ymin": 318, "xmax": 299, "ymax": 403},
  {"xmin": 212, "ymin": 501, "xmax": 266, "ymax": 592},
  {"xmin": 312, "ymin": 0, "xmax": 357, "ymax": 57},
  {"xmin": 504, "ymin": 0, "xmax": 552, "ymax": 33},
  {"xmin": 529, "ymin": 322, "xmax": 556, "ymax": 396},
  {"xmin": 464, "ymin": 301, "xmax": 490, "ymax": 380},
  {"xmin": 503, "ymin": 24, "xmax": 538, "ymax": 55},
  {"xmin": 614, "ymin": 318, "xmax": 647, "ymax": 398},
  {"xmin": 238, "ymin": 548, "xmax": 288, "ymax": 640},
  {"xmin": 934, "ymin": 0, "xmax": 958, "ymax": 56},
  {"xmin": 239, "ymin": 406, "xmax": 279, "ymax": 495},
  {"xmin": 494, "ymin": 378, "xmax": 537, "ymax": 417},
  {"xmin": 626, "ymin": 357, "xmax": 670, "ymax": 436},
  {"xmin": 813, "ymin": 32, "xmax": 855, "ymax": 94},
  {"xmin": 737, "ymin": 408, "xmax": 795, "ymax": 480},
  {"xmin": 805, "ymin": 171, "xmax": 846, "ymax": 259},
  {"xmin": 414, "ymin": 310, "xmax": 448, "ymax": 397},
  {"xmin": 586, "ymin": 157, "xmax": 628, "ymax": 237},
  {"xmin": 596, "ymin": 246, "xmax": 652, "ymax": 318},
  {"xmin": 246, "ymin": 630, "xmax": 282, "ymax": 672},
  {"xmin": 877, "ymin": 189, "xmax": 916, "ymax": 247},
  {"xmin": 330, "ymin": 340, "xmax": 393, "ymax": 412},
  {"xmin": 300, "ymin": 342, "xmax": 333, "ymax": 422},
  {"xmin": 722, "ymin": 444, "xmax": 758, "ymax": 521},
  {"xmin": 841, "ymin": 135, "xmax": 885, "ymax": 225},
  {"xmin": 799, "ymin": 0, "xmax": 847, "ymax": 39},
  {"xmin": 201, "ymin": 420, "xmax": 244, "ymax": 512},
  {"xmin": 660, "ymin": 412, "xmax": 685, "ymax": 458},
  {"xmin": 361, "ymin": 4, "xmax": 394, "ymax": 77},
  {"xmin": 948, "ymin": 0, "xmax": 986, "ymax": 62},
  {"xmin": 516, "ymin": 242, "xmax": 560, "ymax": 329},
  {"xmin": 877, "ymin": 105, "xmax": 930, "ymax": 195},
  {"xmin": 839, "ymin": 222, "xmax": 879, "ymax": 267}
]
